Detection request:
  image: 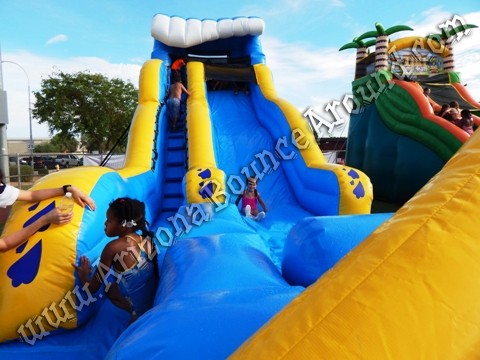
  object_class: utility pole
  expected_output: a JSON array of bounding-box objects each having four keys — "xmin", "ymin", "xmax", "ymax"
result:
[{"xmin": 0, "ymin": 46, "xmax": 10, "ymax": 181}]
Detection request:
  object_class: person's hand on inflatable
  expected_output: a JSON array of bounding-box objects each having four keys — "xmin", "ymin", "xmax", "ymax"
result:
[
  {"xmin": 15, "ymin": 184, "xmax": 96, "ymax": 211},
  {"xmin": 74, "ymin": 256, "xmax": 93, "ymax": 285},
  {"xmin": 67, "ymin": 185, "xmax": 96, "ymax": 211},
  {"xmin": 44, "ymin": 207, "xmax": 74, "ymax": 225},
  {"xmin": 0, "ymin": 207, "xmax": 73, "ymax": 252}
]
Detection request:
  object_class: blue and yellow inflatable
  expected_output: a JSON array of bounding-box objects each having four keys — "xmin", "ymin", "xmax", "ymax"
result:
[{"xmin": 10, "ymin": 14, "xmax": 461, "ymax": 360}]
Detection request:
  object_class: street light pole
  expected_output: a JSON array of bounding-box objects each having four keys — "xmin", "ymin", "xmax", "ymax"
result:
[{"xmin": 1, "ymin": 60, "xmax": 34, "ymax": 167}]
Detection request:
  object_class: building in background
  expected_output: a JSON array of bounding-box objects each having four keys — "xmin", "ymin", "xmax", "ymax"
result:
[{"xmin": 7, "ymin": 138, "xmax": 50, "ymax": 154}]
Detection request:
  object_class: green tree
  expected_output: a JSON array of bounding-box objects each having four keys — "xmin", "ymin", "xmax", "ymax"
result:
[
  {"xmin": 32, "ymin": 71, "xmax": 137, "ymax": 153},
  {"xmin": 34, "ymin": 134, "xmax": 78, "ymax": 153}
]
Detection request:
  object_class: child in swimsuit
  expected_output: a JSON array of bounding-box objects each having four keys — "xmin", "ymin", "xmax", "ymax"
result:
[
  {"xmin": 75, "ymin": 197, "xmax": 157, "ymax": 323},
  {"xmin": 235, "ymin": 177, "xmax": 267, "ymax": 221}
]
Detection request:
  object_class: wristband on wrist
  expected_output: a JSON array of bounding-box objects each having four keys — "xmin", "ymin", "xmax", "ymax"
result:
[{"xmin": 62, "ymin": 185, "xmax": 72, "ymax": 194}]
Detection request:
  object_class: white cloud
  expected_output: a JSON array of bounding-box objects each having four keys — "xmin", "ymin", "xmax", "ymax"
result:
[
  {"xmin": 46, "ymin": 34, "xmax": 68, "ymax": 46},
  {"xmin": 284, "ymin": 0, "xmax": 344, "ymax": 11},
  {"xmin": 262, "ymin": 35, "xmax": 356, "ymax": 137},
  {"xmin": 329, "ymin": 0, "xmax": 345, "ymax": 8},
  {"xmin": 240, "ymin": 0, "xmax": 344, "ymax": 20},
  {"xmin": 263, "ymin": 36, "xmax": 354, "ymax": 107}
]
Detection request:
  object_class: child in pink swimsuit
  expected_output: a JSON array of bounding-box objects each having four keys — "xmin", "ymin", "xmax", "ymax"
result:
[{"xmin": 235, "ymin": 177, "xmax": 267, "ymax": 221}]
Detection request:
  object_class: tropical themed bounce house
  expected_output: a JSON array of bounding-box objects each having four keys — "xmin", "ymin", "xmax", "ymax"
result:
[
  {"xmin": 1, "ymin": 14, "xmax": 480, "ymax": 359},
  {"xmin": 341, "ymin": 20, "xmax": 480, "ymax": 204}
]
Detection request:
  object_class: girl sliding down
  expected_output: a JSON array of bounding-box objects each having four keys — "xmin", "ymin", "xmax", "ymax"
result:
[{"xmin": 235, "ymin": 177, "xmax": 267, "ymax": 221}]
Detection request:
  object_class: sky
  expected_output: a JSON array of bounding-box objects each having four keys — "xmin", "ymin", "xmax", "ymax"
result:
[{"xmin": 0, "ymin": 0, "xmax": 479, "ymax": 141}]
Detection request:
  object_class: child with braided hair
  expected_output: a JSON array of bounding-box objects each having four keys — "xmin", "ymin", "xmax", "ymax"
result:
[{"xmin": 75, "ymin": 197, "xmax": 158, "ymax": 323}]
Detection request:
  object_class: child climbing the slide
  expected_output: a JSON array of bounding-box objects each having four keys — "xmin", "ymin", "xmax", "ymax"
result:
[
  {"xmin": 170, "ymin": 58, "xmax": 186, "ymax": 82},
  {"xmin": 167, "ymin": 73, "xmax": 190, "ymax": 131},
  {"xmin": 75, "ymin": 197, "xmax": 158, "ymax": 323},
  {"xmin": 235, "ymin": 177, "xmax": 267, "ymax": 221}
]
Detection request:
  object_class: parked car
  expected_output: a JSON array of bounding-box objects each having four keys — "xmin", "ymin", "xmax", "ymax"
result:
[
  {"xmin": 55, "ymin": 154, "xmax": 81, "ymax": 168},
  {"xmin": 9, "ymin": 156, "xmax": 28, "ymax": 166},
  {"xmin": 42, "ymin": 156, "xmax": 58, "ymax": 169},
  {"xmin": 22, "ymin": 156, "xmax": 57, "ymax": 170}
]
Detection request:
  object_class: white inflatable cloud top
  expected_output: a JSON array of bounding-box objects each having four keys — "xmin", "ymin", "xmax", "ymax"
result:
[{"xmin": 151, "ymin": 14, "xmax": 265, "ymax": 48}]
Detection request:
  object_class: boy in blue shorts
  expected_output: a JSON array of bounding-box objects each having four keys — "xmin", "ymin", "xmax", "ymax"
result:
[{"xmin": 167, "ymin": 73, "xmax": 190, "ymax": 131}]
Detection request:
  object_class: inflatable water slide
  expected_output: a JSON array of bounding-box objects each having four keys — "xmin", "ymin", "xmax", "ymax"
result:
[
  {"xmin": 0, "ymin": 14, "xmax": 373, "ymax": 358},
  {"xmin": 343, "ymin": 27, "xmax": 479, "ymax": 204}
]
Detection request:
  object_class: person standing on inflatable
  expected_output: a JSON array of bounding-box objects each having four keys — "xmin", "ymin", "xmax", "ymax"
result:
[
  {"xmin": 167, "ymin": 73, "xmax": 190, "ymax": 131},
  {"xmin": 0, "ymin": 171, "xmax": 96, "ymax": 252}
]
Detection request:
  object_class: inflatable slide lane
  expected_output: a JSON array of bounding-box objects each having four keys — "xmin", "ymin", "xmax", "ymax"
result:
[
  {"xmin": 183, "ymin": 60, "xmax": 372, "ymax": 215},
  {"xmin": 345, "ymin": 34, "xmax": 480, "ymax": 204},
  {"xmin": 426, "ymin": 76, "xmax": 480, "ymax": 116}
]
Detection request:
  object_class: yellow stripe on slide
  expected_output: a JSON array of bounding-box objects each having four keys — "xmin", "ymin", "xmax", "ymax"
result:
[{"xmin": 185, "ymin": 61, "xmax": 226, "ymax": 204}]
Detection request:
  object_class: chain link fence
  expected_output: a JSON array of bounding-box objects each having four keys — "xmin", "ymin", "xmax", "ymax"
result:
[
  {"xmin": 1, "ymin": 153, "xmax": 84, "ymax": 189},
  {"xmin": 1, "ymin": 153, "xmax": 126, "ymax": 189}
]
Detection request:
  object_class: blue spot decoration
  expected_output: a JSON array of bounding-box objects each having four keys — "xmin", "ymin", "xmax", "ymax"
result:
[
  {"xmin": 352, "ymin": 182, "xmax": 365, "ymax": 199},
  {"xmin": 24, "ymin": 201, "xmax": 55, "ymax": 233},
  {"xmin": 7, "ymin": 240, "xmax": 43, "ymax": 287},
  {"xmin": 345, "ymin": 168, "xmax": 365, "ymax": 199},
  {"xmin": 197, "ymin": 168, "xmax": 211, "ymax": 179},
  {"xmin": 28, "ymin": 203, "xmax": 40, "ymax": 211},
  {"xmin": 347, "ymin": 169, "xmax": 360, "ymax": 179},
  {"xmin": 16, "ymin": 241, "xmax": 28, "ymax": 254}
]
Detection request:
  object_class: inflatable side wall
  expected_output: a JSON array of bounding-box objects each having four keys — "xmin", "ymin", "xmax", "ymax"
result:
[{"xmin": 253, "ymin": 64, "xmax": 372, "ymax": 215}]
